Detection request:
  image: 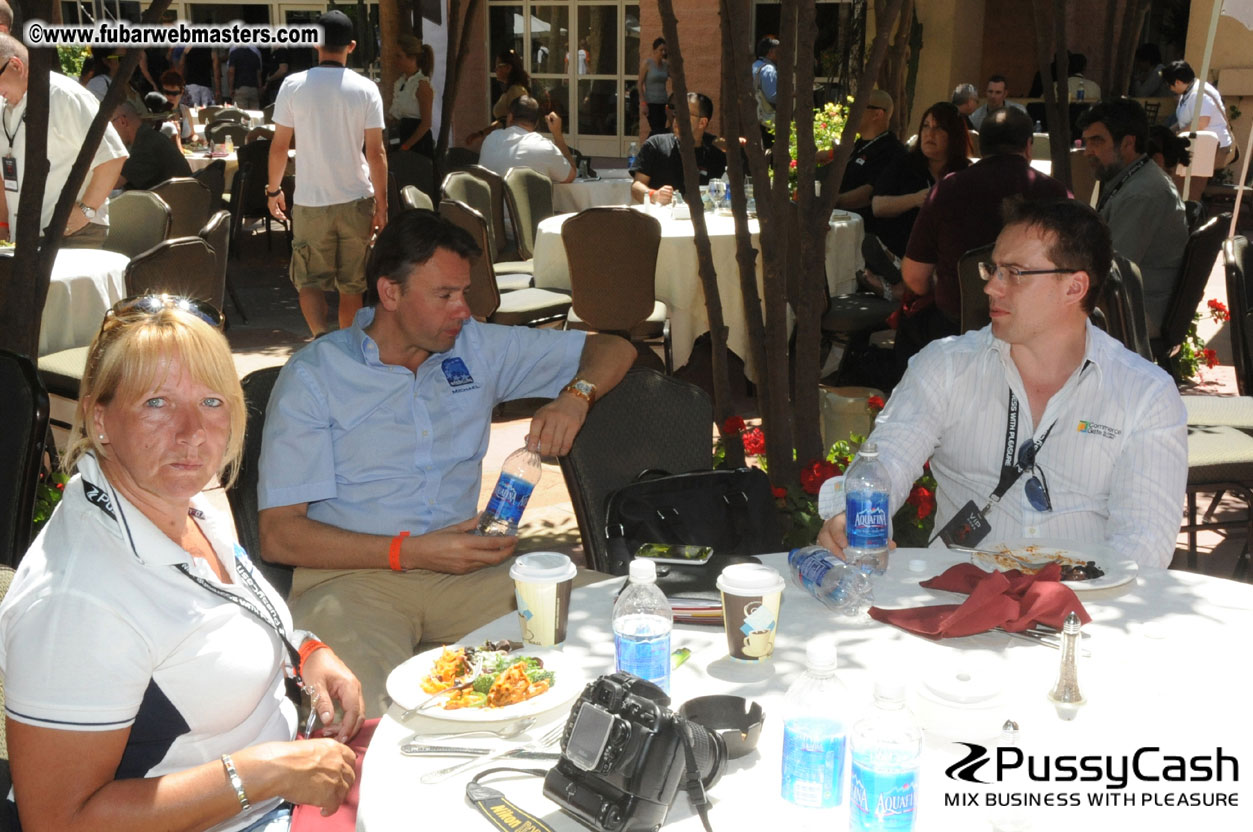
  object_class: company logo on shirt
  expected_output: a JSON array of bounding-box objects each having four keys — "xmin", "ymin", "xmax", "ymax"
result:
[
  {"xmin": 1077, "ymin": 420, "xmax": 1121, "ymax": 439},
  {"xmin": 83, "ymin": 479, "xmax": 116, "ymax": 519},
  {"xmin": 441, "ymin": 357, "xmax": 479, "ymax": 392}
]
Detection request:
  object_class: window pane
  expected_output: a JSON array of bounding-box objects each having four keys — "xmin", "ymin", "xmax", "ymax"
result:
[
  {"xmin": 624, "ymin": 79, "xmax": 639, "ymax": 139},
  {"xmin": 531, "ymin": 6, "xmax": 569, "ymax": 76},
  {"xmin": 536, "ymin": 78, "xmax": 571, "ymax": 127},
  {"xmin": 578, "ymin": 79, "xmax": 617, "ymax": 135},
  {"xmin": 488, "ymin": 6, "xmax": 525, "ymax": 67},
  {"xmin": 577, "ymin": 7, "xmax": 616, "ymax": 75}
]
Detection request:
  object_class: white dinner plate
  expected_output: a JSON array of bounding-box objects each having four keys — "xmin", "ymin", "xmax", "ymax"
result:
[
  {"xmin": 971, "ymin": 538, "xmax": 1139, "ymax": 592},
  {"xmin": 386, "ymin": 646, "xmax": 583, "ymax": 721}
]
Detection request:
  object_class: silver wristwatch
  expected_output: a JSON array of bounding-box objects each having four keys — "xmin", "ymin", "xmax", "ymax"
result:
[{"xmin": 77, "ymin": 201, "xmax": 97, "ymax": 220}]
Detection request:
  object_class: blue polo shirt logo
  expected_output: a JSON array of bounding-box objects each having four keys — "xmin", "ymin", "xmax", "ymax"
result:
[{"xmin": 441, "ymin": 357, "xmax": 477, "ymax": 390}]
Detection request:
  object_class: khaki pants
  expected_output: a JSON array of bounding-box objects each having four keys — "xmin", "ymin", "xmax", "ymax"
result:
[
  {"xmin": 289, "ymin": 560, "xmax": 605, "ymax": 717},
  {"xmin": 289, "ymin": 198, "xmax": 374, "ymax": 295}
]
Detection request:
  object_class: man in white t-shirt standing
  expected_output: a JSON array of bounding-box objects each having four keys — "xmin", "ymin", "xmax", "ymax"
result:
[
  {"xmin": 268, "ymin": 10, "xmax": 388, "ymax": 336},
  {"xmin": 478, "ymin": 95, "xmax": 576, "ymax": 183}
]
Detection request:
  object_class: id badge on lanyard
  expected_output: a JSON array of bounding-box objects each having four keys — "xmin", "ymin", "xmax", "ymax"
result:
[{"xmin": 3, "ymin": 155, "xmax": 17, "ymax": 192}]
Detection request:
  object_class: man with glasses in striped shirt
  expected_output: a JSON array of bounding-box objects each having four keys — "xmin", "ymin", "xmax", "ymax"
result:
[{"xmin": 818, "ymin": 199, "xmax": 1187, "ymax": 569}]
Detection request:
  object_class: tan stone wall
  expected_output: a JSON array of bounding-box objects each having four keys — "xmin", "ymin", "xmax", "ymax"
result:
[
  {"xmin": 908, "ymin": 0, "xmax": 985, "ymax": 131},
  {"xmin": 640, "ymin": 0, "xmax": 724, "ymax": 138},
  {"xmin": 451, "ymin": 1, "xmax": 491, "ymax": 149}
]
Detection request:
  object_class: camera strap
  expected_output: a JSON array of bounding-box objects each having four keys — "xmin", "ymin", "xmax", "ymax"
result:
[
  {"xmin": 465, "ymin": 768, "xmax": 556, "ymax": 832},
  {"xmin": 678, "ymin": 732, "xmax": 715, "ymax": 832}
]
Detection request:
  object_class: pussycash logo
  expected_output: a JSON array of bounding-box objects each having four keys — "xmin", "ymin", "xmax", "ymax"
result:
[{"xmin": 944, "ymin": 743, "xmax": 1238, "ymax": 790}]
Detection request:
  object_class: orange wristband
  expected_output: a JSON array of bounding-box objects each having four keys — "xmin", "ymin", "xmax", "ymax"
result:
[
  {"xmin": 298, "ymin": 639, "xmax": 329, "ymax": 678},
  {"xmin": 389, "ymin": 531, "xmax": 410, "ymax": 571}
]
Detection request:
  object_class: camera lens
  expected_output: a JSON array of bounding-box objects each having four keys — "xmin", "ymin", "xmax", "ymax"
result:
[{"xmin": 677, "ymin": 718, "xmax": 728, "ymax": 789}]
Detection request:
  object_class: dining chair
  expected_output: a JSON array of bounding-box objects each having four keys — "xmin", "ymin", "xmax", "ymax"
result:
[
  {"xmin": 204, "ymin": 120, "xmax": 249, "ymax": 147},
  {"xmin": 441, "ymin": 174, "xmax": 531, "ymax": 291},
  {"xmin": 504, "ymin": 167, "xmax": 555, "ymax": 261},
  {"xmin": 150, "ymin": 176, "xmax": 214, "ymax": 239},
  {"xmin": 389, "ymin": 149, "xmax": 436, "ymax": 204},
  {"xmin": 400, "ymin": 185, "xmax": 433, "ymax": 212},
  {"xmin": 1070, "ymin": 147, "xmax": 1096, "ymax": 205},
  {"xmin": 102, "ymin": 190, "xmax": 171, "ymax": 258},
  {"xmin": 445, "ymin": 146, "xmax": 480, "ymax": 169},
  {"xmin": 454, "ymin": 165, "xmax": 518, "ymax": 263},
  {"xmin": 558, "ymin": 368, "xmax": 713, "ymax": 572},
  {"xmin": 1097, "ymin": 255, "xmax": 1152, "ymax": 361},
  {"xmin": 437, "ymin": 199, "xmax": 570, "ymax": 326},
  {"xmin": 1151, "ymin": 213, "xmax": 1229, "ymax": 380},
  {"xmin": 0, "ymin": 350, "xmax": 49, "ymax": 569},
  {"xmin": 211, "ymin": 107, "xmax": 251, "ymax": 125},
  {"xmin": 229, "ymin": 139, "xmax": 290, "ymax": 254},
  {"xmin": 560, "ymin": 207, "xmax": 671, "ymax": 373},
  {"xmin": 199, "ymin": 209, "xmax": 245, "ymax": 322},
  {"xmin": 197, "ymin": 105, "xmax": 223, "ymax": 124},
  {"xmin": 192, "ymin": 158, "xmax": 227, "ymax": 210},
  {"xmin": 1183, "ymin": 236, "xmax": 1253, "ymax": 431},
  {"xmin": 956, "ymin": 243, "xmax": 995, "ymax": 334},
  {"xmin": 224, "ymin": 365, "xmax": 294, "ymax": 597},
  {"xmin": 124, "ymin": 237, "xmax": 222, "ymax": 309},
  {"xmin": 1184, "ymin": 424, "xmax": 1253, "ymax": 581}
]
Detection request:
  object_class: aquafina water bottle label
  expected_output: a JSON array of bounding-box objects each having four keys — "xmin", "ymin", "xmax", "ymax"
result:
[
  {"xmin": 782, "ymin": 718, "xmax": 846, "ymax": 808},
  {"xmin": 485, "ymin": 473, "xmax": 535, "ymax": 526},
  {"xmin": 851, "ymin": 760, "xmax": 917, "ymax": 831},
  {"xmin": 795, "ymin": 551, "xmax": 838, "ymax": 592},
  {"xmin": 847, "ymin": 492, "xmax": 889, "ymax": 549}
]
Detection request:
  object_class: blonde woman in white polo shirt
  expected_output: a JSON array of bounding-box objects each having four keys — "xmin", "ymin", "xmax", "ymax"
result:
[{"xmin": 0, "ymin": 296, "xmax": 364, "ymax": 832}]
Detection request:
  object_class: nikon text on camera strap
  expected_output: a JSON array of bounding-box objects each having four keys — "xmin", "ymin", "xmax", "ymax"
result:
[{"xmin": 466, "ymin": 768, "xmax": 556, "ymax": 832}]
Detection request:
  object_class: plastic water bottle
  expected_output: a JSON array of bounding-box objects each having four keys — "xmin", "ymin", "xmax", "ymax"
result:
[
  {"xmin": 613, "ymin": 558, "xmax": 672, "ymax": 694},
  {"xmin": 477, "ymin": 447, "xmax": 542, "ymax": 535},
  {"xmin": 850, "ymin": 680, "xmax": 922, "ymax": 832},
  {"xmin": 627, "ymin": 140, "xmax": 638, "ymax": 169},
  {"xmin": 787, "ymin": 546, "xmax": 873, "ymax": 616},
  {"xmin": 844, "ymin": 442, "xmax": 891, "ymax": 575},
  {"xmin": 781, "ymin": 638, "xmax": 849, "ymax": 809}
]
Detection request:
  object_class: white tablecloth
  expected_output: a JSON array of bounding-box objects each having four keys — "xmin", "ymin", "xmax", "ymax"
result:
[
  {"xmin": 37, "ymin": 249, "xmax": 131, "ymax": 356},
  {"xmin": 359, "ymin": 551, "xmax": 1253, "ymax": 832},
  {"xmin": 553, "ymin": 171, "xmax": 634, "ymax": 214},
  {"xmin": 532, "ymin": 210, "xmax": 863, "ymax": 380}
]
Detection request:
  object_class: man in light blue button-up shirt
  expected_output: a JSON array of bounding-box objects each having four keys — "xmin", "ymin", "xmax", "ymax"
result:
[{"xmin": 257, "ymin": 211, "xmax": 636, "ymax": 715}]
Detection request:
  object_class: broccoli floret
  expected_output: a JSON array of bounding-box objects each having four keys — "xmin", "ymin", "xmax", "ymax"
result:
[
  {"xmin": 472, "ymin": 673, "xmax": 497, "ymax": 695},
  {"xmin": 525, "ymin": 668, "xmax": 554, "ymax": 686},
  {"xmin": 517, "ymin": 656, "xmax": 544, "ymax": 671}
]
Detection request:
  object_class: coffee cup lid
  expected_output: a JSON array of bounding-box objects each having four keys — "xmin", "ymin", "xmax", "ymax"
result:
[
  {"xmin": 510, "ymin": 551, "xmax": 577, "ymax": 582},
  {"xmin": 716, "ymin": 562, "xmax": 784, "ymax": 595}
]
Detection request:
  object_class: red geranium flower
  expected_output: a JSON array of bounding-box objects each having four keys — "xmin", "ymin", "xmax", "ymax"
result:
[
  {"xmin": 772, "ymin": 486, "xmax": 788, "ymax": 499},
  {"xmin": 1203, "ymin": 348, "xmax": 1220, "ymax": 369},
  {"xmin": 867, "ymin": 395, "xmax": 885, "ymax": 414},
  {"xmin": 789, "ymin": 159, "xmax": 798, "ymax": 169},
  {"xmin": 799, "ymin": 459, "xmax": 839, "ymax": 495},
  {"xmin": 721, "ymin": 415, "xmax": 746, "ymax": 436},
  {"xmin": 742, "ymin": 426, "xmax": 766, "ymax": 455},
  {"xmin": 907, "ymin": 485, "xmax": 935, "ymax": 520},
  {"xmin": 1208, "ymin": 299, "xmax": 1230, "ymax": 321}
]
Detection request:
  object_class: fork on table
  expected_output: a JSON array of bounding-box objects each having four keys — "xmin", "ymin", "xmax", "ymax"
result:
[{"xmin": 419, "ymin": 723, "xmax": 565, "ymax": 784}]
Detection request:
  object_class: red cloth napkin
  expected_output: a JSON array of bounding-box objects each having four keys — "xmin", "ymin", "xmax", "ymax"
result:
[
  {"xmin": 868, "ymin": 563, "xmax": 1090, "ymax": 640},
  {"xmin": 290, "ymin": 718, "xmax": 378, "ymax": 832}
]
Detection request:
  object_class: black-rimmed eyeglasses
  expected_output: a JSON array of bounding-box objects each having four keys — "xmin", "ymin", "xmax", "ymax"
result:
[
  {"xmin": 978, "ymin": 261, "xmax": 1079, "ymax": 287},
  {"xmin": 1017, "ymin": 439, "xmax": 1052, "ymax": 512}
]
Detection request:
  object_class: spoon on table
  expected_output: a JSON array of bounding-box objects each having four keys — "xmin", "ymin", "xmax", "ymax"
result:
[{"xmin": 398, "ymin": 717, "xmax": 536, "ymax": 746}]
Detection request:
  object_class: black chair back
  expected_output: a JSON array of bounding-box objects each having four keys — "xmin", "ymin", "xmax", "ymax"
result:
[
  {"xmin": 0, "ymin": 350, "xmax": 49, "ymax": 568},
  {"xmin": 957, "ymin": 243, "xmax": 995, "ymax": 333},
  {"xmin": 125, "ymin": 237, "xmax": 222, "ymax": 308},
  {"xmin": 192, "ymin": 158, "xmax": 227, "ymax": 208},
  {"xmin": 1100, "ymin": 255, "xmax": 1153, "ymax": 360},
  {"xmin": 389, "ymin": 150, "xmax": 436, "ymax": 202},
  {"xmin": 224, "ymin": 366, "xmax": 293, "ymax": 597},
  {"xmin": 1153, "ymin": 213, "xmax": 1229, "ymax": 375},
  {"xmin": 558, "ymin": 368, "xmax": 713, "ymax": 571},
  {"xmin": 1225, "ymin": 236, "xmax": 1252, "ymax": 396}
]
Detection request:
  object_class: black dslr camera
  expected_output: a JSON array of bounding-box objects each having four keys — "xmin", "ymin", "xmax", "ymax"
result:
[{"xmin": 543, "ymin": 673, "xmax": 727, "ymax": 832}]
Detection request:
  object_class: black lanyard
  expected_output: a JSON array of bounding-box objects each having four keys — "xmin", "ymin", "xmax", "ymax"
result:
[
  {"xmin": 2, "ymin": 105, "xmax": 24, "ymax": 149},
  {"xmin": 174, "ymin": 557, "xmax": 304, "ymax": 683},
  {"xmin": 1096, "ymin": 156, "xmax": 1150, "ymax": 212},
  {"xmin": 984, "ymin": 389, "xmax": 1055, "ymax": 514}
]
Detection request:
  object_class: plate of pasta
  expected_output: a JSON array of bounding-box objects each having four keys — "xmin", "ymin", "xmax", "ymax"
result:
[{"xmin": 387, "ymin": 643, "xmax": 582, "ymax": 721}]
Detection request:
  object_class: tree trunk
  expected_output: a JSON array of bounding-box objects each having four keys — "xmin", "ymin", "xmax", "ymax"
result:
[
  {"xmin": 433, "ymin": 0, "xmax": 481, "ymax": 184},
  {"xmin": 1031, "ymin": 0, "xmax": 1070, "ymax": 192},
  {"xmin": 1100, "ymin": 0, "xmax": 1121, "ymax": 96},
  {"xmin": 1112, "ymin": 0, "xmax": 1152, "ymax": 99},
  {"xmin": 879, "ymin": 0, "xmax": 914, "ymax": 138},
  {"xmin": 0, "ymin": 0, "xmax": 172, "ymax": 359},
  {"xmin": 656, "ymin": 0, "xmax": 738, "ymax": 467},
  {"xmin": 379, "ymin": 0, "xmax": 404, "ymax": 120}
]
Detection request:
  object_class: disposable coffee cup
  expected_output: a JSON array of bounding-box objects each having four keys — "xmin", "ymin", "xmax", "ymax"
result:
[
  {"xmin": 716, "ymin": 563, "xmax": 785, "ymax": 662},
  {"xmin": 510, "ymin": 552, "xmax": 577, "ymax": 647}
]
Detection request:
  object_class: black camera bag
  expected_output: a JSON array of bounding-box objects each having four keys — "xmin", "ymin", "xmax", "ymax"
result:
[{"xmin": 603, "ymin": 467, "xmax": 780, "ymax": 577}]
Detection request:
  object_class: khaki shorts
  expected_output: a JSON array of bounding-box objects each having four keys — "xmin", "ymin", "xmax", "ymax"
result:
[{"xmin": 290, "ymin": 198, "xmax": 374, "ymax": 295}]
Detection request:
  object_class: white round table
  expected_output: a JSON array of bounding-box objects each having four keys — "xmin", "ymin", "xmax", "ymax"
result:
[
  {"xmin": 358, "ymin": 551, "xmax": 1253, "ymax": 832},
  {"xmin": 37, "ymin": 248, "xmax": 131, "ymax": 356},
  {"xmin": 531, "ymin": 210, "xmax": 864, "ymax": 381},
  {"xmin": 553, "ymin": 170, "xmax": 634, "ymax": 214}
]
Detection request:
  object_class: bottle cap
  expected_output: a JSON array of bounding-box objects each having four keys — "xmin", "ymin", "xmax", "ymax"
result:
[
  {"xmin": 860, "ymin": 441, "xmax": 878, "ymax": 457},
  {"xmin": 629, "ymin": 557, "xmax": 658, "ymax": 583},
  {"xmin": 805, "ymin": 638, "xmax": 838, "ymax": 672},
  {"xmin": 874, "ymin": 678, "xmax": 906, "ymax": 703}
]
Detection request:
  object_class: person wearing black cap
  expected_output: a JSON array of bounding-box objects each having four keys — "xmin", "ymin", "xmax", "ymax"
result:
[{"xmin": 268, "ymin": 10, "xmax": 388, "ymax": 336}]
